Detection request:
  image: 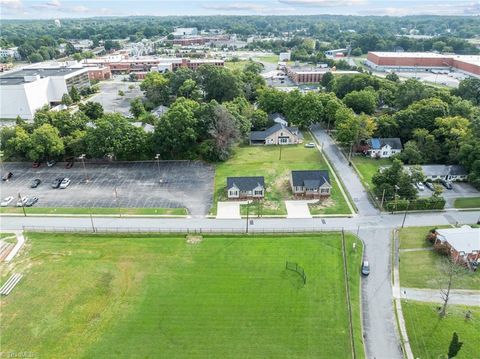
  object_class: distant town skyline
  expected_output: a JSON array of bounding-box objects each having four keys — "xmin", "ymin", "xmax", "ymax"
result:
[{"xmin": 1, "ymin": 0, "xmax": 479, "ymax": 19}]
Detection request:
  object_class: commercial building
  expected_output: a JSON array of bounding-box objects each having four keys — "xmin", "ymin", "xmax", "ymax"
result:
[
  {"xmin": 83, "ymin": 56, "xmax": 224, "ymax": 75},
  {"xmin": 86, "ymin": 66, "xmax": 111, "ymax": 81},
  {"xmin": 0, "ymin": 66, "xmax": 90, "ymax": 120},
  {"xmin": 171, "ymin": 27, "xmax": 198, "ymax": 37},
  {"xmin": 285, "ymin": 65, "xmax": 358, "ymax": 84},
  {"xmin": 366, "ymin": 52, "xmax": 480, "ymax": 78}
]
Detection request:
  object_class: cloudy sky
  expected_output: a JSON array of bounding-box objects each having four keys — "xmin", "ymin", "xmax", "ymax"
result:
[{"xmin": 1, "ymin": 0, "xmax": 479, "ymax": 19}]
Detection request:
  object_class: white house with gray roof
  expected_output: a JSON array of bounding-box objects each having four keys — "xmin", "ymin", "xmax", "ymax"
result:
[
  {"xmin": 290, "ymin": 170, "xmax": 332, "ymax": 197},
  {"xmin": 249, "ymin": 123, "xmax": 303, "ymax": 145},
  {"xmin": 227, "ymin": 176, "xmax": 265, "ymax": 199},
  {"xmin": 406, "ymin": 165, "xmax": 468, "ymax": 182},
  {"xmin": 435, "ymin": 226, "xmax": 480, "ymax": 266},
  {"xmin": 366, "ymin": 138, "xmax": 402, "ymax": 158}
]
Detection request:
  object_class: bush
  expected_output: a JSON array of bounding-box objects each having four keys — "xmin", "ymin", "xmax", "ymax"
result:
[{"xmin": 385, "ymin": 197, "xmax": 446, "ymax": 211}]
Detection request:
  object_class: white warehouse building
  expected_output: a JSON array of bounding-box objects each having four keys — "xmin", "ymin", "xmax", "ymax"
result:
[{"xmin": 0, "ymin": 67, "xmax": 90, "ymax": 120}]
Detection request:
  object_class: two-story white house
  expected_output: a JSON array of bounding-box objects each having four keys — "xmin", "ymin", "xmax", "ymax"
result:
[
  {"xmin": 226, "ymin": 176, "xmax": 265, "ymax": 199},
  {"xmin": 249, "ymin": 123, "xmax": 303, "ymax": 145},
  {"xmin": 366, "ymin": 138, "xmax": 402, "ymax": 158}
]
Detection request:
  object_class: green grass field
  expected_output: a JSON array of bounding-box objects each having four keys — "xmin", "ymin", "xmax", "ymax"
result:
[
  {"xmin": 351, "ymin": 156, "xmax": 391, "ymax": 190},
  {"xmin": 402, "ymin": 301, "xmax": 480, "ymax": 359},
  {"xmin": 399, "ymin": 227, "xmax": 480, "ymax": 290},
  {"xmin": 224, "ymin": 60, "xmax": 251, "ymax": 71},
  {"xmin": 213, "ymin": 132, "xmax": 351, "ymax": 216},
  {"xmin": 0, "ymin": 207, "xmax": 187, "ymax": 216},
  {"xmin": 0, "ymin": 232, "xmax": 364, "ymax": 359},
  {"xmin": 454, "ymin": 197, "xmax": 480, "ymax": 209}
]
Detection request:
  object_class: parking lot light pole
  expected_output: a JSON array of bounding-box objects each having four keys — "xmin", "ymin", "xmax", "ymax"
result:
[
  {"xmin": 155, "ymin": 154, "xmax": 161, "ymax": 179},
  {"xmin": 114, "ymin": 186, "xmax": 121, "ymax": 217},
  {"xmin": 18, "ymin": 192, "xmax": 26, "ymax": 217},
  {"xmin": 79, "ymin": 154, "xmax": 89, "ymax": 183}
]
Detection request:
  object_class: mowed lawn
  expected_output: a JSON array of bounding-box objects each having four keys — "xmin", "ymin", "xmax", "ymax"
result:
[
  {"xmin": 454, "ymin": 197, "xmax": 480, "ymax": 209},
  {"xmin": 399, "ymin": 227, "xmax": 480, "ymax": 290},
  {"xmin": 351, "ymin": 156, "xmax": 391, "ymax": 190},
  {"xmin": 213, "ymin": 132, "xmax": 351, "ymax": 215},
  {"xmin": 0, "ymin": 207, "xmax": 187, "ymax": 216},
  {"xmin": 0, "ymin": 233, "xmax": 364, "ymax": 359},
  {"xmin": 402, "ymin": 302, "xmax": 480, "ymax": 359}
]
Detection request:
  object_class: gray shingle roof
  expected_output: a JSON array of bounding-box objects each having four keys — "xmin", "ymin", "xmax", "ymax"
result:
[
  {"xmin": 291, "ymin": 170, "xmax": 331, "ymax": 188},
  {"xmin": 420, "ymin": 165, "xmax": 467, "ymax": 177},
  {"xmin": 249, "ymin": 123, "xmax": 300, "ymax": 141},
  {"xmin": 227, "ymin": 176, "xmax": 265, "ymax": 191}
]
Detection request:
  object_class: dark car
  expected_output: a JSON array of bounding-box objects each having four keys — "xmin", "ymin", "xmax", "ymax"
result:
[
  {"xmin": 424, "ymin": 181, "xmax": 435, "ymax": 191},
  {"xmin": 30, "ymin": 178, "xmax": 42, "ymax": 188},
  {"xmin": 51, "ymin": 177, "xmax": 63, "ymax": 188},
  {"xmin": 25, "ymin": 197, "xmax": 38, "ymax": 207},
  {"xmin": 440, "ymin": 179, "xmax": 453, "ymax": 190},
  {"xmin": 32, "ymin": 160, "xmax": 41, "ymax": 168},
  {"xmin": 361, "ymin": 261, "xmax": 370, "ymax": 276},
  {"xmin": 65, "ymin": 157, "xmax": 74, "ymax": 168},
  {"xmin": 2, "ymin": 172, "xmax": 13, "ymax": 181}
]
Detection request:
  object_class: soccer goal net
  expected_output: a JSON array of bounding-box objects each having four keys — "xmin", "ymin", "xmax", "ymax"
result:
[{"xmin": 285, "ymin": 261, "xmax": 306, "ymax": 285}]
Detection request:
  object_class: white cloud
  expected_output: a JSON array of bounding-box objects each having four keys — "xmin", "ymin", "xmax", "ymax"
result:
[
  {"xmin": 71, "ymin": 5, "xmax": 89, "ymax": 13},
  {"xmin": 0, "ymin": 0, "xmax": 23, "ymax": 9},
  {"xmin": 278, "ymin": 0, "xmax": 366, "ymax": 6},
  {"xmin": 46, "ymin": 0, "xmax": 60, "ymax": 7}
]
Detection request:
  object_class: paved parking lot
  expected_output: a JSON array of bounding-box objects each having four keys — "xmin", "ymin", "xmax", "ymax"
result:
[
  {"xmin": 87, "ymin": 79, "xmax": 143, "ymax": 115},
  {"xmin": 0, "ymin": 161, "xmax": 214, "ymax": 216},
  {"xmin": 418, "ymin": 181, "xmax": 480, "ymax": 208}
]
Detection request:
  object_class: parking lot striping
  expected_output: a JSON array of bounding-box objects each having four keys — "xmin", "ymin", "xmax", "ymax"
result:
[{"xmin": 0, "ymin": 161, "xmax": 214, "ymax": 216}]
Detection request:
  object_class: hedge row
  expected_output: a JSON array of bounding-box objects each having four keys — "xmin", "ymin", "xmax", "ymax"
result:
[{"xmin": 385, "ymin": 197, "xmax": 446, "ymax": 211}]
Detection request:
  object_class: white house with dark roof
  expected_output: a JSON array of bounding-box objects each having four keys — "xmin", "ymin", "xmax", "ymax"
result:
[
  {"xmin": 366, "ymin": 138, "xmax": 402, "ymax": 158},
  {"xmin": 290, "ymin": 170, "xmax": 332, "ymax": 197},
  {"xmin": 405, "ymin": 165, "xmax": 468, "ymax": 182},
  {"xmin": 268, "ymin": 113, "xmax": 288, "ymax": 126},
  {"xmin": 227, "ymin": 176, "xmax": 265, "ymax": 199},
  {"xmin": 249, "ymin": 123, "xmax": 303, "ymax": 145}
]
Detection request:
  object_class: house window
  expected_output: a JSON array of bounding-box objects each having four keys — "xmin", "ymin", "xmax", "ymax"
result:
[
  {"xmin": 279, "ymin": 137, "xmax": 288, "ymax": 144},
  {"xmin": 320, "ymin": 188, "xmax": 329, "ymax": 194},
  {"xmin": 229, "ymin": 190, "xmax": 238, "ymax": 196},
  {"xmin": 254, "ymin": 190, "xmax": 263, "ymax": 195},
  {"xmin": 382, "ymin": 151, "xmax": 388, "ymax": 155}
]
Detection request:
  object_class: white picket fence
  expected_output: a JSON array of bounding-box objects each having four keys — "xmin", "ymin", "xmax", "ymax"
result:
[{"xmin": 0, "ymin": 273, "xmax": 23, "ymax": 296}]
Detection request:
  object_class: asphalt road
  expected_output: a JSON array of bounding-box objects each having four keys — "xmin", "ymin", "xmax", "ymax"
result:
[
  {"xmin": 310, "ymin": 125, "xmax": 379, "ymax": 216},
  {"xmin": 399, "ymin": 288, "xmax": 480, "ymax": 306}
]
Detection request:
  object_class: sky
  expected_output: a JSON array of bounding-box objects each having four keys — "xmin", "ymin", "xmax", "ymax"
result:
[{"xmin": 1, "ymin": 0, "xmax": 479, "ymax": 19}]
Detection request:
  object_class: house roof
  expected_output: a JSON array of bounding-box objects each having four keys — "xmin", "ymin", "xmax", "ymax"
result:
[
  {"xmin": 420, "ymin": 165, "xmax": 467, "ymax": 177},
  {"xmin": 151, "ymin": 105, "xmax": 168, "ymax": 117},
  {"xmin": 227, "ymin": 176, "xmax": 265, "ymax": 191},
  {"xmin": 249, "ymin": 123, "xmax": 301, "ymax": 141},
  {"xmin": 367, "ymin": 137, "xmax": 402, "ymax": 150},
  {"xmin": 436, "ymin": 226, "xmax": 480, "ymax": 255},
  {"xmin": 291, "ymin": 170, "xmax": 331, "ymax": 188}
]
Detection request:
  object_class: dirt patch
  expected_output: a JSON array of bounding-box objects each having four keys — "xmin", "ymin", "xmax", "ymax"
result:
[
  {"xmin": 186, "ymin": 235, "xmax": 203, "ymax": 245},
  {"xmin": 309, "ymin": 198, "xmax": 335, "ymax": 210}
]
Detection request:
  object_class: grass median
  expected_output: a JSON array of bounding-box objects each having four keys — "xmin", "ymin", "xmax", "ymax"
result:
[
  {"xmin": 0, "ymin": 207, "xmax": 188, "ymax": 216},
  {"xmin": 454, "ymin": 197, "xmax": 480, "ymax": 209}
]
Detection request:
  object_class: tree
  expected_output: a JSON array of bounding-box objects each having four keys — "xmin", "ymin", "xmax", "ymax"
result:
[
  {"xmin": 399, "ymin": 141, "xmax": 424, "ymax": 164},
  {"xmin": 178, "ymin": 79, "xmax": 202, "ymax": 101},
  {"xmin": 129, "ymin": 73, "xmax": 138, "ymax": 82},
  {"xmin": 69, "ymin": 86, "xmax": 81, "ymax": 102},
  {"xmin": 140, "ymin": 72, "xmax": 170, "ymax": 106},
  {"xmin": 61, "ymin": 93, "xmax": 72, "ymax": 106},
  {"xmin": 447, "ymin": 332, "xmax": 463, "ymax": 359},
  {"xmin": 395, "ymin": 79, "xmax": 433, "ymax": 109},
  {"xmin": 454, "ymin": 78, "xmax": 480, "ymax": 105},
  {"xmin": 28, "ymin": 124, "xmax": 64, "ymax": 161},
  {"xmin": 257, "ymin": 87, "xmax": 287, "ymax": 114},
  {"xmin": 204, "ymin": 105, "xmax": 240, "ymax": 161},
  {"xmin": 130, "ymin": 97, "xmax": 146, "ymax": 118},
  {"xmin": 286, "ymin": 92, "xmax": 324, "ymax": 129},
  {"xmin": 351, "ymin": 47, "xmax": 362, "ymax": 56},
  {"xmin": 79, "ymin": 102, "xmax": 104, "ymax": 120},
  {"xmin": 385, "ymin": 72, "xmax": 399, "ymax": 82},
  {"xmin": 372, "ymin": 159, "xmax": 416, "ymax": 201},
  {"xmin": 433, "ymin": 116, "xmax": 472, "ymax": 163},
  {"xmin": 118, "ymin": 90, "xmax": 125, "ymax": 97},
  {"xmin": 438, "ymin": 258, "xmax": 468, "ymax": 318},
  {"xmin": 343, "ymin": 89, "xmax": 378, "ymax": 114},
  {"xmin": 198, "ymin": 65, "xmax": 241, "ymax": 102},
  {"xmin": 320, "ymin": 71, "xmax": 334, "ymax": 91},
  {"xmin": 250, "ymin": 109, "xmax": 269, "ymax": 130},
  {"xmin": 333, "ymin": 73, "xmax": 379, "ymax": 98}
]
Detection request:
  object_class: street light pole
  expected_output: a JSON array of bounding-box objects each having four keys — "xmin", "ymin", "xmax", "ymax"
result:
[
  {"xmin": 18, "ymin": 192, "xmax": 26, "ymax": 217},
  {"xmin": 401, "ymin": 201, "xmax": 410, "ymax": 228},
  {"xmin": 79, "ymin": 154, "xmax": 88, "ymax": 183},
  {"xmin": 155, "ymin": 153, "xmax": 161, "ymax": 180},
  {"xmin": 114, "ymin": 186, "xmax": 121, "ymax": 217}
]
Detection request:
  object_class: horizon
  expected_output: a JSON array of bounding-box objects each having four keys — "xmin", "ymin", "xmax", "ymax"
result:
[{"xmin": 1, "ymin": 0, "xmax": 479, "ymax": 20}]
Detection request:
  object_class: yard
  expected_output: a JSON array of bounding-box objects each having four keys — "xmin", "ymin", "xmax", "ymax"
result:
[
  {"xmin": 0, "ymin": 207, "xmax": 187, "ymax": 216},
  {"xmin": 402, "ymin": 301, "xmax": 479, "ymax": 359},
  {"xmin": 212, "ymin": 132, "xmax": 351, "ymax": 216},
  {"xmin": 399, "ymin": 227, "xmax": 480, "ymax": 290},
  {"xmin": 454, "ymin": 197, "xmax": 480, "ymax": 209},
  {"xmin": 0, "ymin": 232, "xmax": 364, "ymax": 359},
  {"xmin": 351, "ymin": 156, "xmax": 391, "ymax": 190}
]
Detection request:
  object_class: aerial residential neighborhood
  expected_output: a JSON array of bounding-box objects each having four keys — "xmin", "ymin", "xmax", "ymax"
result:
[{"xmin": 0, "ymin": 3, "xmax": 479, "ymax": 359}]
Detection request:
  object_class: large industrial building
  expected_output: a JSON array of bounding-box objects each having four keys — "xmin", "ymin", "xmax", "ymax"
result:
[
  {"xmin": 366, "ymin": 52, "xmax": 480, "ymax": 78},
  {"xmin": 0, "ymin": 66, "xmax": 90, "ymax": 120},
  {"xmin": 285, "ymin": 65, "xmax": 358, "ymax": 84}
]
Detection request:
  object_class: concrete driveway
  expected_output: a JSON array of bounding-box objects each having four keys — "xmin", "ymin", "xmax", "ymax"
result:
[
  {"xmin": 285, "ymin": 200, "xmax": 315, "ymax": 218},
  {"xmin": 217, "ymin": 201, "xmax": 248, "ymax": 219}
]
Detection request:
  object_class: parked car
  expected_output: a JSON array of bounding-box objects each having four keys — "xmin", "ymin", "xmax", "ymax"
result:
[
  {"xmin": 65, "ymin": 157, "xmax": 74, "ymax": 168},
  {"xmin": 304, "ymin": 143, "xmax": 316, "ymax": 148},
  {"xmin": 1, "ymin": 196, "xmax": 14, "ymax": 207},
  {"xmin": 32, "ymin": 161, "xmax": 41, "ymax": 168},
  {"xmin": 424, "ymin": 181, "xmax": 435, "ymax": 191},
  {"xmin": 2, "ymin": 172, "xmax": 13, "ymax": 181},
  {"xmin": 30, "ymin": 178, "xmax": 42, "ymax": 188},
  {"xmin": 16, "ymin": 196, "xmax": 27, "ymax": 207},
  {"xmin": 440, "ymin": 179, "xmax": 453, "ymax": 190},
  {"xmin": 60, "ymin": 178, "xmax": 71, "ymax": 189},
  {"xmin": 416, "ymin": 182, "xmax": 425, "ymax": 191},
  {"xmin": 47, "ymin": 160, "xmax": 56, "ymax": 167},
  {"xmin": 51, "ymin": 178, "xmax": 63, "ymax": 189},
  {"xmin": 25, "ymin": 197, "xmax": 38, "ymax": 207},
  {"xmin": 361, "ymin": 260, "xmax": 370, "ymax": 276}
]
